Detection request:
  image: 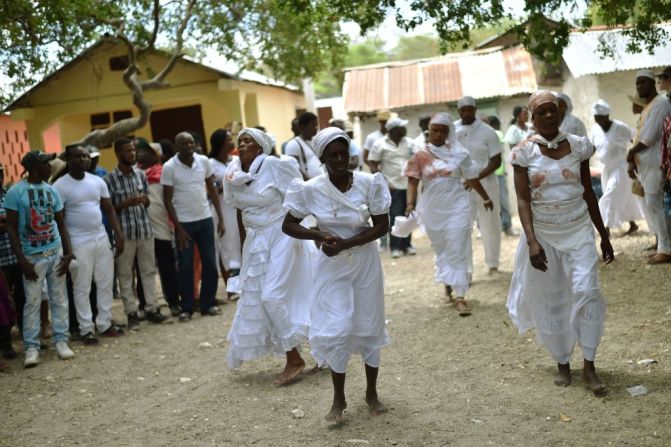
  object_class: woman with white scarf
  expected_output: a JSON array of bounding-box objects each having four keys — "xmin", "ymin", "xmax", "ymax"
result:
[
  {"xmin": 224, "ymin": 128, "xmax": 313, "ymax": 385},
  {"xmin": 555, "ymin": 92, "xmax": 588, "ymax": 137},
  {"xmin": 403, "ymin": 112, "xmax": 493, "ymax": 316},
  {"xmin": 508, "ymin": 91, "xmax": 614, "ymax": 397},
  {"xmin": 282, "ymin": 127, "xmax": 391, "ymax": 423}
]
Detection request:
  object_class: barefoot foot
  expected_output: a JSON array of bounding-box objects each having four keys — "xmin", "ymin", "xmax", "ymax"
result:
[
  {"xmin": 583, "ymin": 364, "xmax": 606, "ymax": 397},
  {"xmin": 554, "ymin": 363, "xmax": 572, "ymax": 387},
  {"xmin": 365, "ymin": 394, "xmax": 388, "ymax": 416},
  {"xmin": 325, "ymin": 400, "xmax": 347, "ymax": 422},
  {"xmin": 274, "ymin": 360, "xmax": 306, "ymax": 386}
]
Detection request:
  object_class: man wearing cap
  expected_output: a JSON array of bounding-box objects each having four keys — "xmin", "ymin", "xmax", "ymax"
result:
[
  {"xmin": 4, "ymin": 151, "xmax": 76, "ymax": 367},
  {"xmin": 54, "ymin": 144, "xmax": 126, "ymax": 344},
  {"xmin": 626, "ymin": 69, "xmax": 671, "ymax": 263},
  {"xmin": 455, "ymin": 96, "xmax": 503, "ymax": 274},
  {"xmin": 364, "ymin": 109, "xmax": 392, "ymax": 168},
  {"xmin": 591, "ymin": 100, "xmax": 642, "ymax": 235},
  {"xmin": 555, "ymin": 92, "xmax": 588, "ymax": 137},
  {"xmin": 368, "ymin": 117, "xmax": 418, "ymax": 258}
]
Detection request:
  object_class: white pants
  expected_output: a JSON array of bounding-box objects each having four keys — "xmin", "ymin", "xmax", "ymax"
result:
[
  {"xmin": 642, "ymin": 191, "xmax": 671, "ymax": 254},
  {"xmin": 467, "ymin": 174, "xmax": 501, "ymax": 270},
  {"xmin": 116, "ymin": 238, "xmax": 158, "ymax": 314},
  {"xmin": 71, "ymin": 236, "xmax": 115, "ymax": 334}
]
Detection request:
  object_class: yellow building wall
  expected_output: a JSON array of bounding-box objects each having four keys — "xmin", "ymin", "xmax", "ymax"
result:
[{"xmin": 12, "ymin": 40, "xmax": 306, "ymax": 170}]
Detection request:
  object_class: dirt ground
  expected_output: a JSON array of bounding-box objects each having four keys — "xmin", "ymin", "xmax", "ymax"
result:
[{"xmin": 1, "ymin": 225, "xmax": 670, "ymax": 447}]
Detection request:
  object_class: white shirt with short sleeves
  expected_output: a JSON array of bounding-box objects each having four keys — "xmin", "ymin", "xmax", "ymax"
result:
[
  {"xmin": 455, "ymin": 118, "xmax": 502, "ymax": 174},
  {"xmin": 284, "ymin": 137, "xmax": 322, "ymax": 179},
  {"xmin": 160, "ymin": 153, "xmax": 213, "ymax": 223},
  {"xmin": 367, "ymin": 136, "xmax": 416, "ymax": 190},
  {"xmin": 364, "ymin": 130, "xmax": 385, "ymax": 152},
  {"xmin": 53, "ymin": 173, "xmax": 110, "ymax": 245}
]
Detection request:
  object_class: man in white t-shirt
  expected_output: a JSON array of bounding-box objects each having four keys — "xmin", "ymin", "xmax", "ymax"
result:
[
  {"xmin": 368, "ymin": 117, "xmax": 418, "ymax": 258},
  {"xmin": 364, "ymin": 109, "xmax": 392, "ymax": 168},
  {"xmin": 455, "ymin": 96, "xmax": 503, "ymax": 274},
  {"xmin": 162, "ymin": 132, "xmax": 225, "ymax": 322},
  {"xmin": 54, "ymin": 144, "xmax": 126, "ymax": 344},
  {"xmin": 284, "ymin": 112, "xmax": 320, "ymax": 179}
]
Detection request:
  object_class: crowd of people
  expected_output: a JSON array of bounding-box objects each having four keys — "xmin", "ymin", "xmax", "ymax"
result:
[{"xmin": 1, "ymin": 66, "xmax": 671, "ymax": 422}]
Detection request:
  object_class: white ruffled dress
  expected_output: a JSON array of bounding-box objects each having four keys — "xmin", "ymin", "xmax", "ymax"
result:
[
  {"xmin": 507, "ymin": 135, "xmax": 606, "ymax": 364},
  {"xmin": 402, "ymin": 145, "xmax": 479, "ymax": 297},
  {"xmin": 283, "ymin": 172, "xmax": 391, "ymax": 374},
  {"xmin": 224, "ymin": 155, "xmax": 313, "ymax": 368}
]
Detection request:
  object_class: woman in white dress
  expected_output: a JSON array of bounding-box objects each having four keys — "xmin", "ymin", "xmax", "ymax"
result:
[
  {"xmin": 208, "ymin": 129, "xmax": 242, "ymax": 295},
  {"xmin": 224, "ymin": 128, "xmax": 312, "ymax": 385},
  {"xmin": 282, "ymin": 127, "xmax": 391, "ymax": 422},
  {"xmin": 590, "ymin": 100, "xmax": 643, "ymax": 235},
  {"xmin": 508, "ymin": 91, "xmax": 614, "ymax": 396},
  {"xmin": 403, "ymin": 113, "xmax": 493, "ymax": 316}
]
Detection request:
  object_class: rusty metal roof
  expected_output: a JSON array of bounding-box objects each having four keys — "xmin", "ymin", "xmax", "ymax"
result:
[{"xmin": 342, "ymin": 46, "xmax": 537, "ymax": 114}]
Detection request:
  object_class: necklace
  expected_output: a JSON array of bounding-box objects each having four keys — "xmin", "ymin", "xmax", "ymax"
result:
[{"xmin": 328, "ymin": 173, "xmax": 352, "ymax": 218}]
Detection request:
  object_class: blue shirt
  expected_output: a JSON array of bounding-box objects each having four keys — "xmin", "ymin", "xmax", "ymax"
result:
[{"xmin": 3, "ymin": 180, "xmax": 64, "ymax": 255}]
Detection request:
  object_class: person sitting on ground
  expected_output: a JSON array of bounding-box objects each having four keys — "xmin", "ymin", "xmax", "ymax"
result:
[
  {"xmin": 507, "ymin": 90, "xmax": 613, "ymax": 396},
  {"xmin": 5, "ymin": 151, "xmax": 77, "ymax": 367},
  {"xmin": 282, "ymin": 127, "xmax": 391, "ymax": 422},
  {"xmin": 54, "ymin": 144, "xmax": 126, "ymax": 344}
]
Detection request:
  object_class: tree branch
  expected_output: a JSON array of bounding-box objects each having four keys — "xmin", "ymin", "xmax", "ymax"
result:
[
  {"xmin": 140, "ymin": 0, "xmax": 196, "ymax": 90},
  {"xmin": 140, "ymin": 0, "xmax": 160, "ymax": 52}
]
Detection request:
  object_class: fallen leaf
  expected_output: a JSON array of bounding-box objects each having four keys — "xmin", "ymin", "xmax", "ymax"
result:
[{"xmin": 559, "ymin": 413, "xmax": 571, "ymax": 422}]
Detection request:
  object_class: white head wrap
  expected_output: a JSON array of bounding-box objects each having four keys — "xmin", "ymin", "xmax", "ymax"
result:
[
  {"xmin": 592, "ymin": 99, "xmax": 611, "ymax": 116},
  {"xmin": 636, "ymin": 69, "xmax": 656, "ymax": 80},
  {"xmin": 554, "ymin": 92, "xmax": 573, "ymax": 113},
  {"xmin": 457, "ymin": 96, "xmax": 476, "ymax": 109},
  {"xmin": 312, "ymin": 127, "xmax": 350, "ymax": 158},
  {"xmin": 238, "ymin": 128, "xmax": 273, "ymax": 155},
  {"xmin": 385, "ymin": 117, "xmax": 409, "ymax": 131},
  {"xmin": 429, "ymin": 112, "xmax": 457, "ymax": 145}
]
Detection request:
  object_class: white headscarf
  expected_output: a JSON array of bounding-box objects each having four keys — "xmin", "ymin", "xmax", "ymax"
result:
[
  {"xmin": 312, "ymin": 127, "xmax": 350, "ymax": 158},
  {"xmin": 238, "ymin": 128, "xmax": 273, "ymax": 155},
  {"xmin": 457, "ymin": 96, "xmax": 476, "ymax": 108},
  {"xmin": 554, "ymin": 92, "xmax": 573, "ymax": 113},
  {"xmin": 427, "ymin": 112, "xmax": 459, "ymax": 160},
  {"xmin": 592, "ymin": 99, "xmax": 611, "ymax": 116}
]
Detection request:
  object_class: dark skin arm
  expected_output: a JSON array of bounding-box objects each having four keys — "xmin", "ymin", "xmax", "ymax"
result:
[
  {"xmin": 115, "ymin": 195, "xmax": 148, "ymax": 213},
  {"xmin": 54, "ymin": 211, "xmax": 75, "ymax": 275},
  {"xmin": 163, "ymin": 185, "xmax": 190, "ymax": 250},
  {"xmin": 205, "ymin": 175, "xmax": 225, "ymax": 237},
  {"xmin": 283, "ymin": 212, "xmax": 389, "ymax": 257},
  {"xmin": 367, "ymin": 160, "xmax": 380, "ymax": 174},
  {"xmin": 237, "ymin": 208, "xmax": 246, "ymax": 248},
  {"xmin": 101, "ymin": 197, "xmax": 125, "ymax": 257},
  {"xmin": 580, "ymin": 160, "xmax": 614, "ymax": 264},
  {"xmin": 513, "ymin": 164, "xmax": 547, "ymax": 271},
  {"xmin": 464, "ymin": 154, "xmax": 501, "ymax": 189},
  {"xmin": 626, "ymin": 141, "xmax": 648, "ymax": 179},
  {"xmin": 406, "ymin": 176, "xmax": 493, "ymax": 216},
  {"xmin": 6, "ymin": 210, "xmax": 38, "ymax": 281}
]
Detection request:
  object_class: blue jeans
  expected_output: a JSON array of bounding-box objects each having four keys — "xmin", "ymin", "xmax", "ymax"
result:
[
  {"xmin": 389, "ymin": 189, "xmax": 411, "ymax": 251},
  {"xmin": 498, "ymin": 175, "xmax": 512, "ymax": 231},
  {"xmin": 22, "ymin": 249, "xmax": 69, "ymax": 350},
  {"xmin": 178, "ymin": 218, "xmax": 218, "ymax": 314}
]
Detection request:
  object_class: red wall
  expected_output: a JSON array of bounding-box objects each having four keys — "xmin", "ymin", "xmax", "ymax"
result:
[{"xmin": 0, "ymin": 116, "xmax": 30, "ymax": 184}]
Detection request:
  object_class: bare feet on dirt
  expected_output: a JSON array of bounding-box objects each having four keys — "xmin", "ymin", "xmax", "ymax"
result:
[
  {"xmin": 365, "ymin": 392, "xmax": 388, "ymax": 416},
  {"xmin": 274, "ymin": 360, "xmax": 305, "ymax": 386},
  {"xmin": 324, "ymin": 399, "xmax": 347, "ymax": 422},
  {"xmin": 582, "ymin": 361, "xmax": 606, "ymax": 397},
  {"xmin": 554, "ymin": 363, "xmax": 572, "ymax": 387}
]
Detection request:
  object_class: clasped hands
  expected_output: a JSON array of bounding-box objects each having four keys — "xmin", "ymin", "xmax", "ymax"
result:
[{"xmin": 318, "ymin": 231, "xmax": 349, "ymax": 257}]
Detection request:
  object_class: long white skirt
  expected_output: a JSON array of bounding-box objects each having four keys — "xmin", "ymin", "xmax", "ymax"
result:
[
  {"xmin": 507, "ymin": 231, "xmax": 606, "ymax": 364},
  {"xmin": 226, "ymin": 221, "xmax": 312, "ymax": 368},
  {"xmin": 425, "ymin": 226, "xmax": 470, "ymax": 297},
  {"xmin": 599, "ymin": 163, "xmax": 643, "ymax": 229},
  {"xmin": 309, "ymin": 243, "xmax": 388, "ymax": 374},
  {"xmin": 211, "ymin": 201, "xmax": 242, "ymax": 270}
]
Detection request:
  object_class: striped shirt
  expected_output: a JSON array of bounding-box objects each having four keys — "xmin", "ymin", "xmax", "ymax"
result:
[
  {"xmin": 0, "ymin": 188, "xmax": 18, "ymax": 266},
  {"xmin": 104, "ymin": 167, "xmax": 153, "ymax": 240}
]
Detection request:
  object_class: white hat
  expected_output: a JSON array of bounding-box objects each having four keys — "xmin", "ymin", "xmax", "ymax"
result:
[
  {"xmin": 591, "ymin": 99, "xmax": 611, "ymax": 116},
  {"xmin": 312, "ymin": 127, "xmax": 351, "ymax": 158},
  {"xmin": 457, "ymin": 96, "xmax": 476, "ymax": 108},
  {"xmin": 238, "ymin": 128, "xmax": 273, "ymax": 155},
  {"xmin": 385, "ymin": 117, "xmax": 409, "ymax": 131},
  {"xmin": 429, "ymin": 112, "xmax": 457, "ymax": 145},
  {"xmin": 636, "ymin": 69, "xmax": 656, "ymax": 80},
  {"xmin": 554, "ymin": 92, "xmax": 573, "ymax": 112}
]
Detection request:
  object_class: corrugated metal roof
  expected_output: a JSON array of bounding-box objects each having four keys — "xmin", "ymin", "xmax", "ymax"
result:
[
  {"xmin": 563, "ymin": 24, "xmax": 671, "ymax": 78},
  {"xmin": 343, "ymin": 46, "xmax": 537, "ymax": 114}
]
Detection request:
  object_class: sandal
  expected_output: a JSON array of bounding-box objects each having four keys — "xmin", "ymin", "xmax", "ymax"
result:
[
  {"xmin": 455, "ymin": 299, "xmax": 472, "ymax": 317},
  {"xmin": 648, "ymin": 253, "xmax": 671, "ymax": 265}
]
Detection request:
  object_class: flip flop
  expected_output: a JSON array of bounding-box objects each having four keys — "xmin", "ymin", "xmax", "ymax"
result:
[{"xmin": 648, "ymin": 253, "xmax": 671, "ymax": 264}]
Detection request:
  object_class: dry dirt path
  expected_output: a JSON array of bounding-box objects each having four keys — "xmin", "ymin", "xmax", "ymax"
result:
[{"xmin": 1, "ymin": 228, "xmax": 670, "ymax": 446}]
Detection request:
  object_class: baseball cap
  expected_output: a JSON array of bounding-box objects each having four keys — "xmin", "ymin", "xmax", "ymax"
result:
[{"xmin": 21, "ymin": 151, "xmax": 56, "ymax": 171}]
